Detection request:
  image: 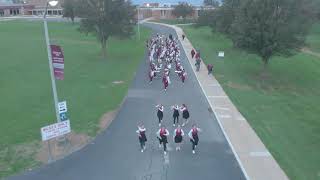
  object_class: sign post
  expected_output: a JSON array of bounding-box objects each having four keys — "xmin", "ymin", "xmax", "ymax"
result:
[
  {"xmin": 58, "ymin": 101, "xmax": 68, "ymax": 121},
  {"xmin": 41, "ymin": 120, "xmax": 71, "ymax": 162}
]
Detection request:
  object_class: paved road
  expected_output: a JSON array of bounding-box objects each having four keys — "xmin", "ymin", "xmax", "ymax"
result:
[{"xmin": 7, "ymin": 24, "xmax": 245, "ymax": 180}]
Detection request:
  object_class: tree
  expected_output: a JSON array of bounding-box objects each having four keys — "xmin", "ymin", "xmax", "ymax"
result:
[
  {"xmin": 75, "ymin": 0, "xmax": 136, "ymax": 58},
  {"xmin": 212, "ymin": 0, "xmax": 240, "ymax": 34},
  {"xmin": 63, "ymin": 0, "xmax": 76, "ymax": 23},
  {"xmin": 203, "ymin": 0, "xmax": 220, "ymax": 7},
  {"xmin": 172, "ymin": 2, "xmax": 194, "ymax": 21},
  {"xmin": 196, "ymin": 9, "xmax": 216, "ymax": 27},
  {"xmin": 229, "ymin": 0, "xmax": 315, "ymax": 71}
]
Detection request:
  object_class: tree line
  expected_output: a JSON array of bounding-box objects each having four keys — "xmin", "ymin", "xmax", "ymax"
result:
[{"xmin": 197, "ymin": 0, "xmax": 320, "ymax": 71}]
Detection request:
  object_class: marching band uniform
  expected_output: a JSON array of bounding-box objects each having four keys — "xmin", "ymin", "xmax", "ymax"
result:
[
  {"xmin": 157, "ymin": 127, "xmax": 170, "ymax": 154},
  {"xmin": 173, "ymin": 126, "xmax": 184, "ymax": 151},
  {"xmin": 180, "ymin": 104, "xmax": 190, "ymax": 126},
  {"xmin": 181, "ymin": 70, "xmax": 187, "ymax": 84},
  {"xmin": 162, "ymin": 75, "xmax": 169, "ymax": 91},
  {"xmin": 188, "ymin": 126, "xmax": 201, "ymax": 154},
  {"xmin": 156, "ymin": 104, "xmax": 164, "ymax": 126},
  {"xmin": 172, "ymin": 105, "xmax": 180, "ymax": 126},
  {"xmin": 136, "ymin": 125, "xmax": 147, "ymax": 152},
  {"xmin": 149, "ymin": 69, "xmax": 155, "ymax": 83}
]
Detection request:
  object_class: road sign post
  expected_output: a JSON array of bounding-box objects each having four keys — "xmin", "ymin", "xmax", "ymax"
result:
[
  {"xmin": 58, "ymin": 101, "xmax": 68, "ymax": 121},
  {"xmin": 41, "ymin": 120, "xmax": 71, "ymax": 162}
]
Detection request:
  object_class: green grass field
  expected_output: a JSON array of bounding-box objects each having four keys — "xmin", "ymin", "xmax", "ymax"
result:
[
  {"xmin": 0, "ymin": 20, "xmax": 150, "ymax": 178},
  {"xmin": 182, "ymin": 25, "xmax": 320, "ymax": 180}
]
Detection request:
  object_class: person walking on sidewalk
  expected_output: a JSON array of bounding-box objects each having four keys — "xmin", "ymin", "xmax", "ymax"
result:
[
  {"xmin": 188, "ymin": 125, "xmax": 202, "ymax": 154},
  {"xmin": 156, "ymin": 104, "xmax": 164, "ymax": 126},
  {"xmin": 207, "ymin": 64, "xmax": 213, "ymax": 75},
  {"xmin": 171, "ymin": 105, "xmax": 180, "ymax": 126},
  {"xmin": 173, "ymin": 125, "xmax": 184, "ymax": 151},
  {"xmin": 191, "ymin": 49, "xmax": 195, "ymax": 59},
  {"xmin": 157, "ymin": 126, "xmax": 170, "ymax": 155},
  {"xmin": 182, "ymin": 34, "xmax": 185, "ymax": 41},
  {"xmin": 195, "ymin": 57, "xmax": 201, "ymax": 72},
  {"xmin": 136, "ymin": 124, "xmax": 147, "ymax": 152},
  {"xmin": 180, "ymin": 104, "xmax": 190, "ymax": 126}
]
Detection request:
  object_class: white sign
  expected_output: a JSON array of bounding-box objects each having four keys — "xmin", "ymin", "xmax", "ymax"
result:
[
  {"xmin": 218, "ymin": 51, "xmax": 225, "ymax": 57},
  {"xmin": 58, "ymin": 101, "xmax": 67, "ymax": 114},
  {"xmin": 41, "ymin": 120, "xmax": 71, "ymax": 141}
]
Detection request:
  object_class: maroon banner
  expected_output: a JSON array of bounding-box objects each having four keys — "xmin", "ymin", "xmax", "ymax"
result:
[{"xmin": 50, "ymin": 45, "xmax": 64, "ymax": 80}]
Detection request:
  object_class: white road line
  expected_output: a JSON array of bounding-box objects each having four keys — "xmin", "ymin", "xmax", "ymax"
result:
[
  {"xmin": 174, "ymin": 25, "xmax": 251, "ymax": 180},
  {"xmin": 250, "ymin": 151, "xmax": 271, "ymax": 157},
  {"xmin": 164, "ymin": 154, "xmax": 170, "ymax": 164}
]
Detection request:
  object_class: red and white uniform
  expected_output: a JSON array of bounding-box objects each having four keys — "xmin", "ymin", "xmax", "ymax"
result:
[
  {"xmin": 149, "ymin": 70, "xmax": 155, "ymax": 82},
  {"xmin": 181, "ymin": 70, "xmax": 187, "ymax": 83},
  {"xmin": 162, "ymin": 75, "xmax": 168, "ymax": 90}
]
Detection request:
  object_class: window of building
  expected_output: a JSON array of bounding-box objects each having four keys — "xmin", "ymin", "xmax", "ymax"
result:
[{"xmin": 0, "ymin": 10, "xmax": 4, "ymax": 16}]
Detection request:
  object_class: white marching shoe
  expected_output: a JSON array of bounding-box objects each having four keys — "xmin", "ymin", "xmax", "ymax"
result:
[{"xmin": 192, "ymin": 150, "xmax": 195, "ymax": 154}]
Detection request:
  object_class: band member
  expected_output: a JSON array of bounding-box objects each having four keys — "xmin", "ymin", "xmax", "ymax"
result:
[
  {"xmin": 149, "ymin": 69, "xmax": 155, "ymax": 84},
  {"xmin": 188, "ymin": 125, "xmax": 201, "ymax": 154},
  {"xmin": 156, "ymin": 104, "xmax": 164, "ymax": 126},
  {"xmin": 180, "ymin": 104, "xmax": 190, "ymax": 126},
  {"xmin": 136, "ymin": 124, "xmax": 147, "ymax": 152},
  {"xmin": 162, "ymin": 74, "xmax": 169, "ymax": 91},
  {"xmin": 181, "ymin": 70, "xmax": 187, "ymax": 84},
  {"xmin": 173, "ymin": 125, "xmax": 184, "ymax": 151},
  {"xmin": 171, "ymin": 105, "xmax": 180, "ymax": 126},
  {"xmin": 156, "ymin": 126, "xmax": 170, "ymax": 155}
]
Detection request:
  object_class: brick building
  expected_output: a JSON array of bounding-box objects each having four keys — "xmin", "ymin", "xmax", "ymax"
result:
[
  {"xmin": 0, "ymin": 0, "xmax": 62, "ymax": 17},
  {"xmin": 138, "ymin": 3, "xmax": 214, "ymax": 20}
]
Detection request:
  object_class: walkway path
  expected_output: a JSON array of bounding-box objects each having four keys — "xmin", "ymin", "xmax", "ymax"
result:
[
  {"xmin": 7, "ymin": 23, "xmax": 245, "ymax": 180},
  {"xmin": 147, "ymin": 22, "xmax": 289, "ymax": 180},
  {"xmin": 302, "ymin": 47, "xmax": 320, "ymax": 58}
]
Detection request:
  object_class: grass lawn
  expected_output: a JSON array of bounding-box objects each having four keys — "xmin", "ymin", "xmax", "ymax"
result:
[
  {"xmin": 0, "ymin": 20, "xmax": 150, "ymax": 178},
  {"xmin": 182, "ymin": 25, "xmax": 320, "ymax": 180},
  {"xmin": 150, "ymin": 18, "xmax": 196, "ymax": 25}
]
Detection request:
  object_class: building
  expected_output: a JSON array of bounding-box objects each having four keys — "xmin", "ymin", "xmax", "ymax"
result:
[
  {"xmin": 0, "ymin": 0, "xmax": 34, "ymax": 16},
  {"xmin": 25, "ymin": 0, "xmax": 63, "ymax": 16},
  {"xmin": 138, "ymin": 3, "xmax": 215, "ymax": 20},
  {"xmin": 0, "ymin": 0, "xmax": 62, "ymax": 17}
]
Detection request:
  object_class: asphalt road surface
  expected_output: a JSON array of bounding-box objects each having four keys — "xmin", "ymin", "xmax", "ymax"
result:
[{"xmin": 7, "ymin": 23, "xmax": 245, "ymax": 180}]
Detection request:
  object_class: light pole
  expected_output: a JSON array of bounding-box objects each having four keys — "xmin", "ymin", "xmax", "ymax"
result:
[
  {"xmin": 137, "ymin": 6, "xmax": 140, "ymax": 40},
  {"xmin": 44, "ymin": 0, "xmax": 60, "ymax": 123}
]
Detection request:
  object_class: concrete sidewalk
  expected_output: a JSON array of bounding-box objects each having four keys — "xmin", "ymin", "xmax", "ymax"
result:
[{"xmin": 149, "ymin": 22, "xmax": 289, "ymax": 180}]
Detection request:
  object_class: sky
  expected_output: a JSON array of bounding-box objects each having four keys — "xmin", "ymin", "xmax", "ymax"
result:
[{"xmin": 131, "ymin": 0, "xmax": 204, "ymax": 6}]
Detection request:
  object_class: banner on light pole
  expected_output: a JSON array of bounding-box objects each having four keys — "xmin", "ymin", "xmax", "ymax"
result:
[{"xmin": 50, "ymin": 45, "xmax": 64, "ymax": 80}]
